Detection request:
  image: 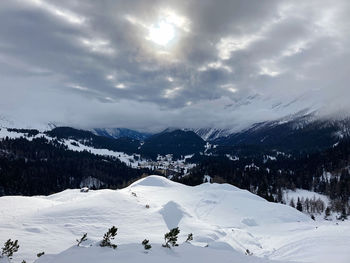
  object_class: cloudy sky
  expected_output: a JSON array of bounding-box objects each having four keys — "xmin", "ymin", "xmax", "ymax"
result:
[{"xmin": 0, "ymin": 0, "xmax": 349, "ymax": 131}]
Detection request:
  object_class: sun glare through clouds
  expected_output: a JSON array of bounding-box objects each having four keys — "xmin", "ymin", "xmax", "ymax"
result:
[
  {"xmin": 148, "ymin": 21, "xmax": 175, "ymax": 46},
  {"xmin": 146, "ymin": 9, "xmax": 190, "ymax": 47}
]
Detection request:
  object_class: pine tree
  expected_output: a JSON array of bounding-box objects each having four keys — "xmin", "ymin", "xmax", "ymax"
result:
[
  {"xmin": 186, "ymin": 233, "xmax": 193, "ymax": 242},
  {"xmin": 296, "ymin": 198, "xmax": 303, "ymax": 212},
  {"xmin": 324, "ymin": 206, "xmax": 331, "ymax": 220},
  {"xmin": 100, "ymin": 226, "xmax": 118, "ymax": 249},
  {"xmin": 1, "ymin": 239, "xmax": 19, "ymax": 259},
  {"xmin": 162, "ymin": 227, "xmax": 180, "ymax": 248},
  {"xmin": 76, "ymin": 233, "xmax": 88, "ymax": 246},
  {"xmin": 289, "ymin": 198, "xmax": 295, "ymax": 208},
  {"xmin": 338, "ymin": 208, "xmax": 347, "ymax": 221},
  {"xmin": 37, "ymin": 252, "xmax": 45, "ymax": 258},
  {"xmin": 142, "ymin": 239, "xmax": 152, "ymax": 250}
]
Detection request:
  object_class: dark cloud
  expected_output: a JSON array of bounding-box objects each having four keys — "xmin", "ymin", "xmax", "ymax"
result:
[{"xmin": 0, "ymin": 0, "xmax": 349, "ymax": 131}]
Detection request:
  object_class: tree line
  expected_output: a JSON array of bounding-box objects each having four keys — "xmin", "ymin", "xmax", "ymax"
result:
[
  {"xmin": 0, "ymin": 136, "xmax": 152, "ymax": 196},
  {"xmin": 175, "ymin": 139, "xmax": 350, "ymax": 215}
]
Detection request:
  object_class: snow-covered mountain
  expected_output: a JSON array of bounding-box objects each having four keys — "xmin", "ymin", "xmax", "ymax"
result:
[
  {"xmin": 0, "ymin": 114, "xmax": 56, "ymax": 131},
  {"xmin": 187, "ymin": 111, "xmax": 350, "ymax": 144},
  {"xmin": 210, "ymin": 112, "xmax": 350, "ymax": 153},
  {"xmin": 186, "ymin": 128, "xmax": 234, "ymax": 141},
  {"xmin": 2, "ymin": 110, "xmax": 350, "ymax": 160},
  {"xmin": 0, "ymin": 175, "xmax": 349, "ymax": 263},
  {"xmin": 92, "ymin": 128, "xmax": 151, "ymax": 141},
  {"xmin": 2, "ymin": 110, "xmax": 350, "ymax": 149}
]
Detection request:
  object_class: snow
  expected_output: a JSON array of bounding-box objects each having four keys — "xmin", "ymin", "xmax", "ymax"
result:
[
  {"xmin": 263, "ymin": 155, "xmax": 277, "ymax": 163},
  {"xmin": 283, "ymin": 189, "xmax": 329, "ymax": 207},
  {"xmin": 0, "ymin": 129, "xmax": 28, "ymax": 140},
  {"xmin": 159, "ymin": 201, "xmax": 188, "ymax": 229},
  {"xmin": 63, "ymin": 139, "xmax": 140, "ymax": 168},
  {"xmin": 0, "ymin": 176, "xmax": 349, "ymax": 263},
  {"xmin": 79, "ymin": 177, "xmax": 104, "ymax": 188},
  {"xmin": 130, "ymin": 175, "xmax": 175, "ymax": 187},
  {"xmin": 0, "ymin": 114, "xmax": 55, "ymax": 132},
  {"xmin": 189, "ymin": 128, "xmax": 234, "ymax": 141},
  {"xmin": 245, "ymin": 163, "xmax": 260, "ymax": 171},
  {"xmin": 226, "ymin": 154, "xmax": 239, "ymax": 161},
  {"xmin": 203, "ymin": 175, "xmax": 212, "ymax": 183},
  {"xmin": 0, "ymin": 128, "xmax": 143, "ymax": 169},
  {"xmin": 33, "ymin": 243, "xmax": 279, "ymax": 263}
]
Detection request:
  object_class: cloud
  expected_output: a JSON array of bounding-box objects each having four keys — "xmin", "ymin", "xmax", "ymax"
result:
[{"xmin": 0, "ymin": 0, "xmax": 349, "ymax": 131}]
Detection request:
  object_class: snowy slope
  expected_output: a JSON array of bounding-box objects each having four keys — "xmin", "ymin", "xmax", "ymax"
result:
[
  {"xmin": 213, "ymin": 111, "xmax": 350, "ymax": 150},
  {"xmin": 283, "ymin": 189, "xmax": 330, "ymax": 207},
  {"xmin": 0, "ymin": 114, "xmax": 56, "ymax": 131},
  {"xmin": 32, "ymin": 243, "xmax": 280, "ymax": 263},
  {"xmin": 1, "ymin": 176, "xmax": 349, "ymax": 263},
  {"xmin": 0, "ymin": 128, "xmax": 141, "ymax": 168},
  {"xmin": 188, "ymin": 128, "xmax": 234, "ymax": 141}
]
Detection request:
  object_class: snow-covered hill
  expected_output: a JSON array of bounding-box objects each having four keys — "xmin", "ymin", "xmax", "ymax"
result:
[
  {"xmin": 0, "ymin": 176, "xmax": 349, "ymax": 263},
  {"xmin": 0, "ymin": 114, "xmax": 56, "ymax": 132},
  {"xmin": 0, "ymin": 128, "xmax": 141, "ymax": 168},
  {"xmin": 32, "ymin": 243, "xmax": 277, "ymax": 263}
]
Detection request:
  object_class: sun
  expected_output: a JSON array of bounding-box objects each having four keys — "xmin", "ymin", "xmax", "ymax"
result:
[{"xmin": 148, "ymin": 21, "xmax": 175, "ymax": 46}]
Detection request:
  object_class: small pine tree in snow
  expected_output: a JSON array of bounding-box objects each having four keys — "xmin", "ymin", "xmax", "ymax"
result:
[
  {"xmin": 1, "ymin": 239, "xmax": 19, "ymax": 259},
  {"xmin": 186, "ymin": 233, "xmax": 193, "ymax": 243},
  {"xmin": 162, "ymin": 227, "xmax": 180, "ymax": 248},
  {"xmin": 338, "ymin": 208, "xmax": 347, "ymax": 221},
  {"xmin": 76, "ymin": 233, "xmax": 88, "ymax": 246},
  {"xmin": 142, "ymin": 239, "xmax": 152, "ymax": 250},
  {"xmin": 100, "ymin": 226, "xmax": 118, "ymax": 249},
  {"xmin": 245, "ymin": 249, "xmax": 253, "ymax": 256},
  {"xmin": 324, "ymin": 207, "xmax": 331, "ymax": 220},
  {"xmin": 289, "ymin": 198, "xmax": 295, "ymax": 208},
  {"xmin": 37, "ymin": 252, "xmax": 45, "ymax": 258},
  {"xmin": 310, "ymin": 214, "xmax": 315, "ymax": 221},
  {"xmin": 296, "ymin": 198, "xmax": 303, "ymax": 212}
]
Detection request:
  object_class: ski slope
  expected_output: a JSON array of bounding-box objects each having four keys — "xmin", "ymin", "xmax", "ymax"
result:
[{"xmin": 0, "ymin": 176, "xmax": 349, "ymax": 263}]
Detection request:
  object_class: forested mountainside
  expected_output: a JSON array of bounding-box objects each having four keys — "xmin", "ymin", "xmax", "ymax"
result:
[
  {"xmin": 176, "ymin": 139, "xmax": 350, "ymax": 214},
  {"xmin": 0, "ymin": 120, "xmax": 350, "ymax": 215},
  {"xmin": 46, "ymin": 127, "xmax": 141, "ymax": 154},
  {"xmin": 0, "ymin": 136, "xmax": 151, "ymax": 196},
  {"xmin": 211, "ymin": 115, "xmax": 350, "ymax": 154},
  {"xmin": 139, "ymin": 129, "xmax": 206, "ymax": 159},
  {"xmin": 92, "ymin": 127, "xmax": 151, "ymax": 140},
  {"xmin": 47, "ymin": 127, "xmax": 205, "ymax": 160}
]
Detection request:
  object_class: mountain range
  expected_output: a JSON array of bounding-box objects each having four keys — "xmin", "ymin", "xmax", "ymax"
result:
[
  {"xmin": 2, "ymin": 111, "xmax": 350, "ymax": 158},
  {"xmin": 1, "ymin": 111, "xmax": 350, "ymax": 205}
]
